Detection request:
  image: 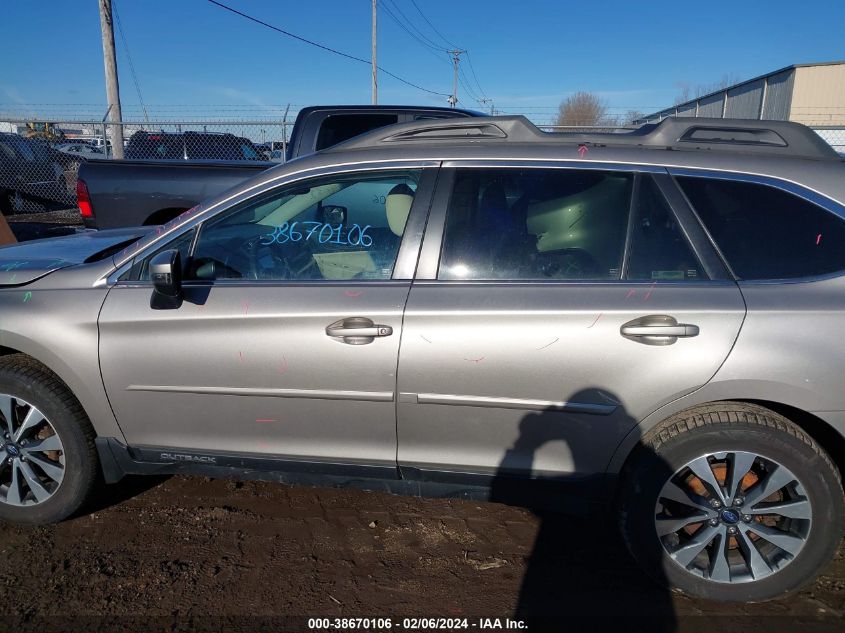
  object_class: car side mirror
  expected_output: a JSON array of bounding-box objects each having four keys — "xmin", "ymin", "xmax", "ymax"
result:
[{"xmin": 149, "ymin": 249, "xmax": 183, "ymax": 310}]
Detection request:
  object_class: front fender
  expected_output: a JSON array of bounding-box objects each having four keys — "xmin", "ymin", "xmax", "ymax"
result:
[{"xmin": 0, "ymin": 285, "xmax": 126, "ymax": 441}]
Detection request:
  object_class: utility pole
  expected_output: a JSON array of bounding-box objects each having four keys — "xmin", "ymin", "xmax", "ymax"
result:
[
  {"xmin": 477, "ymin": 98, "xmax": 494, "ymax": 115},
  {"xmin": 447, "ymin": 49, "xmax": 465, "ymax": 108},
  {"xmin": 371, "ymin": 0, "xmax": 377, "ymax": 105},
  {"xmin": 98, "ymin": 0, "xmax": 124, "ymax": 158}
]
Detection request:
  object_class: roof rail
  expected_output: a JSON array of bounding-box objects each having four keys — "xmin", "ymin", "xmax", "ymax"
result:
[{"xmin": 327, "ymin": 115, "xmax": 839, "ymax": 160}]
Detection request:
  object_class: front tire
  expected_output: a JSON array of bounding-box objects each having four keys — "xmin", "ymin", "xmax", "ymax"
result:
[
  {"xmin": 619, "ymin": 402, "xmax": 844, "ymax": 602},
  {"xmin": 0, "ymin": 355, "xmax": 98, "ymax": 524}
]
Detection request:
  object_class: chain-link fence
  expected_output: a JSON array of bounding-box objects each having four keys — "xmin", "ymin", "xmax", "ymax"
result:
[
  {"xmin": 0, "ymin": 117, "xmax": 293, "ymax": 215},
  {"xmin": 0, "ymin": 113, "xmax": 842, "ymax": 217},
  {"xmin": 812, "ymin": 127, "xmax": 845, "ymax": 154}
]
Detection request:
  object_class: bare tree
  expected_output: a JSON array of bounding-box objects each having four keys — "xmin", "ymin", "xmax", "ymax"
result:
[
  {"xmin": 674, "ymin": 83, "xmax": 692, "ymax": 105},
  {"xmin": 556, "ymin": 92, "xmax": 614, "ymax": 127},
  {"xmin": 696, "ymin": 73, "xmax": 742, "ymax": 97},
  {"xmin": 624, "ymin": 109, "xmax": 645, "ymax": 125},
  {"xmin": 674, "ymin": 73, "xmax": 743, "ymax": 104}
]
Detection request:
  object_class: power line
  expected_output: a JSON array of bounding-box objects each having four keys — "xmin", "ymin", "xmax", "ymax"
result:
[
  {"xmin": 112, "ymin": 0, "xmax": 149, "ymax": 123},
  {"xmin": 458, "ymin": 67, "xmax": 482, "ymax": 103},
  {"xmin": 400, "ymin": 1, "xmax": 490, "ymax": 105},
  {"xmin": 408, "ymin": 0, "xmax": 458, "ymax": 49},
  {"xmin": 382, "ymin": 0, "xmax": 446, "ymax": 51},
  {"xmin": 380, "ymin": 1, "xmax": 449, "ymax": 62},
  {"xmin": 207, "ymin": 0, "xmax": 449, "ymax": 97},
  {"xmin": 464, "ymin": 51, "xmax": 487, "ymax": 100}
]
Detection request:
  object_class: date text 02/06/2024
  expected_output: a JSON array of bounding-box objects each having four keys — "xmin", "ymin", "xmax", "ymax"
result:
[{"xmin": 307, "ymin": 617, "xmax": 527, "ymax": 630}]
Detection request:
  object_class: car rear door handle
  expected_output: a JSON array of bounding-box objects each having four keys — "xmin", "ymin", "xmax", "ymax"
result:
[
  {"xmin": 620, "ymin": 315, "xmax": 699, "ymax": 346},
  {"xmin": 326, "ymin": 317, "xmax": 393, "ymax": 345}
]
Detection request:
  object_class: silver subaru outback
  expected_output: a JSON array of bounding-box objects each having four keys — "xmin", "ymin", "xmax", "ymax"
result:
[{"xmin": 0, "ymin": 116, "xmax": 843, "ymax": 602}]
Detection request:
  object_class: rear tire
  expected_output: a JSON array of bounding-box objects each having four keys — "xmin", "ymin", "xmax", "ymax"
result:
[
  {"xmin": 618, "ymin": 402, "xmax": 844, "ymax": 602},
  {"xmin": 0, "ymin": 355, "xmax": 98, "ymax": 524}
]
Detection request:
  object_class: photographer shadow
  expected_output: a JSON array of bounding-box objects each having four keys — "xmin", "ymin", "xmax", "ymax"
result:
[{"xmin": 489, "ymin": 389, "xmax": 677, "ymax": 631}]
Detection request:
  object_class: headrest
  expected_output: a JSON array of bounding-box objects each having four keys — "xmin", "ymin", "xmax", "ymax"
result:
[{"xmin": 385, "ymin": 183, "xmax": 414, "ymax": 236}]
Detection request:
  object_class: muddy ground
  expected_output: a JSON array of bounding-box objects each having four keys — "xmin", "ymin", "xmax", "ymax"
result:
[
  {"xmin": 0, "ymin": 475, "xmax": 841, "ymax": 632},
  {"xmin": 0, "ymin": 214, "xmax": 842, "ymax": 632}
]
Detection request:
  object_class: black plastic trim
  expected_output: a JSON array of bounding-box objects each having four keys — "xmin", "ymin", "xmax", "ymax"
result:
[
  {"xmin": 414, "ymin": 167, "xmax": 455, "ymax": 280},
  {"xmin": 652, "ymin": 172, "xmax": 733, "ymax": 281},
  {"xmin": 393, "ymin": 167, "xmax": 439, "ymax": 279},
  {"xmin": 95, "ymin": 438, "xmax": 610, "ymax": 514}
]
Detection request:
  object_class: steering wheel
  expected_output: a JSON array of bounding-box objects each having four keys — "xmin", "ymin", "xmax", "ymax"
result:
[{"xmin": 232, "ymin": 234, "xmax": 319, "ymax": 280}]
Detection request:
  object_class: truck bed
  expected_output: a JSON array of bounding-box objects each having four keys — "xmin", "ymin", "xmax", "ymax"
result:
[{"xmin": 78, "ymin": 159, "xmax": 273, "ymax": 229}]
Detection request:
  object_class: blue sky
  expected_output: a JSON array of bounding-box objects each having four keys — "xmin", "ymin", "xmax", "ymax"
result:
[{"xmin": 1, "ymin": 0, "xmax": 843, "ymax": 123}]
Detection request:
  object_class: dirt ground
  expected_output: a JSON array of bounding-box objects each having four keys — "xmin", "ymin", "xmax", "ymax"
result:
[
  {"xmin": 0, "ymin": 214, "xmax": 842, "ymax": 632},
  {"xmin": 0, "ymin": 475, "xmax": 842, "ymax": 632}
]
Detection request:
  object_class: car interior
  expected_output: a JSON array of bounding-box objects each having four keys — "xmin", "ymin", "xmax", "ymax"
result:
[
  {"xmin": 136, "ymin": 174, "xmax": 420, "ymax": 282},
  {"xmin": 440, "ymin": 170, "xmax": 632, "ymax": 280}
]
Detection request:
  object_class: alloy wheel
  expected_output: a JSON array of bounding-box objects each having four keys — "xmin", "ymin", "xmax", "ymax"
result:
[
  {"xmin": 655, "ymin": 451, "xmax": 811, "ymax": 583},
  {"xmin": 0, "ymin": 394, "xmax": 65, "ymax": 506}
]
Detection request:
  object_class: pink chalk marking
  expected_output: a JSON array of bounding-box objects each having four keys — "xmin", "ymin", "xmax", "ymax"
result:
[
  {"xmin": 463, "ymin": 356, "xmax": 485, "ymax": 363},
  {"xmin": 277, "ymin": 355, "xmax": 289, "ymax": 374},
  {"xmin": 238, "ymin": 351, "xmax": 245, "ymax": 363},
  {"xmin": 587, "ymin": 313, "xmax": 603, "ymax": 329},
  {"xmin": 643, "ymin": 282, "xmax": 657, "ymax": 301},
  {"xmin": 577, "ymin": 145, "xmax": 588, "ymax": 158},
  {"xmin": 242, "ymin": 301, "xmax": 250, "ymax": 316},
  {"xmin": 625, "ymin": 289, "xmax": 637, "ymax": 299},
  {"xmin": 816, "ymin": 233, "xmax": 822, "ymax": 245},
  {"xmin": 344, "ymin": 290, "xmax": 363, "ymax": 297},
  {"xmin": 537, "ymin": 337, "xmax": 559, "ymax": 350},
  {"xmin": 420, "ymin": 334, "xmax": 433, "ymax": 344},
  {"xmin": 256, "ymin": 419, "xmax": 277, "ymax": 423}
]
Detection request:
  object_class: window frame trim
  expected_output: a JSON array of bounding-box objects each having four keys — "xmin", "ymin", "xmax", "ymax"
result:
[
  {"xmin": 109, "ymin": 163, "xmax": 440, "ymax": 287},
  {"xmin": 650, "ymin": 173, "xmax": 732, "ymax": 281},
  {"xmin": 416, "ymin": 161, "xmax": 721, "ymax": 283}
]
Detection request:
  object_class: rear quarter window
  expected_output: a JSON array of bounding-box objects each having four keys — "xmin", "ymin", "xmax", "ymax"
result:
[{"xmin": 677, "ymin": 176, "xmax": 845, "ymax": 280}]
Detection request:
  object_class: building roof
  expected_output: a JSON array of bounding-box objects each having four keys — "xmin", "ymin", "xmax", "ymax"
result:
[{"xmin": 638, "ymin": 60, "xmax": 845, "ymax": 123}]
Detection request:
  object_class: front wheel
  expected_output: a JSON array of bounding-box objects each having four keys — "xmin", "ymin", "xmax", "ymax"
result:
[
  {"xmin": 0, "ymin": 355, "xmax": 98, "ymax": 524},
  {"xmin": 619, "ymin": 402, "xmax": 844, "ymax": 602}
]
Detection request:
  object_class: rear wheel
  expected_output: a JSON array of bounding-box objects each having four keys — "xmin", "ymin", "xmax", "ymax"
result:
[
  {"xmin": 619, "ymin": 402, "xmax": 844, "ymax": 602},
  {"xmin": 0, "ymin": 355, "xmax": 97, "ymax": 524}
]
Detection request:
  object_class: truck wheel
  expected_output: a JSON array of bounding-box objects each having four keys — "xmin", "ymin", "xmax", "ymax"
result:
[
  {"xmin": 618, "ymin": 402, "xmax": 844, "ymax": 602},
  {"xmin": 0, "ymin": 355, "xmax": 98, "ymax": 524}
]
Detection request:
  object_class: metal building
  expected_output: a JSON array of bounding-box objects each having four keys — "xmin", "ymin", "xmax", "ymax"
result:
[{"xmin": 636, "ymin": 61, "xmax": 845, "ymax": 126}]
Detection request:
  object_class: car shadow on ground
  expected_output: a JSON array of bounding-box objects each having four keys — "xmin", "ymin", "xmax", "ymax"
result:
[
  {"xmin": 489, "ymin": 388, "xmax": 677, "ymax": 631},
  {"xmin": 78, "ymin": 474, "xmax": 171, "ymax": 516}
]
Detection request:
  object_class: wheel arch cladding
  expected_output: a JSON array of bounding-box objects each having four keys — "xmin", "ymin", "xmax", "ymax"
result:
[{"xmin": 610, "ymin": 397, "xmax": 845, "ymax": 488}]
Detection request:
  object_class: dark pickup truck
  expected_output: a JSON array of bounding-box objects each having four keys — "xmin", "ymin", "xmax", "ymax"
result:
[{"xmin": 78, "ymin": 105, "xmax": 478, "ymax": 229}]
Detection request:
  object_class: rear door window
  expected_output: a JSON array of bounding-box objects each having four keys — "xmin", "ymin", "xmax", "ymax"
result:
[
  {"xmin": 626, "ymin": 176, "xmax": 705, "ymax": 281},
  {"xmin": 439, "ymin": 168, "xmax": 633, "ymax": 280},
  {"xmin": 676, "ymin": 176, "xmax": 845, "ymax": 280}
]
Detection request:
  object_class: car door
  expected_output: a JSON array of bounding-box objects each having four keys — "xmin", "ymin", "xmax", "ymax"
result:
[
  {"xmin": 99, "ymin": 166, "xmax": 436, "ymax": 474},
  {"xmin": 396, "ymin": 163, "xmax": 746, "ymax": 481}
]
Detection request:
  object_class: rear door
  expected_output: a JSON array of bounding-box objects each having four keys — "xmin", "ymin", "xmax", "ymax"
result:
[{"xmin": 396, "ymin": 163, "xmax": 745, "ymax": 481}]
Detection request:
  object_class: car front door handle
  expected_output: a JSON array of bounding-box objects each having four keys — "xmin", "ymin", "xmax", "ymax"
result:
[
  {"xmin": 620, "ymin": 315, "xmax": 699, "ymax": 345},
  {"xmin": 326, "ymin": 317, "xmax": 393, "ymax": 345},
  {"xmin": 620, "ymin": 324, "xmax": 700, "ymax": 337}
]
